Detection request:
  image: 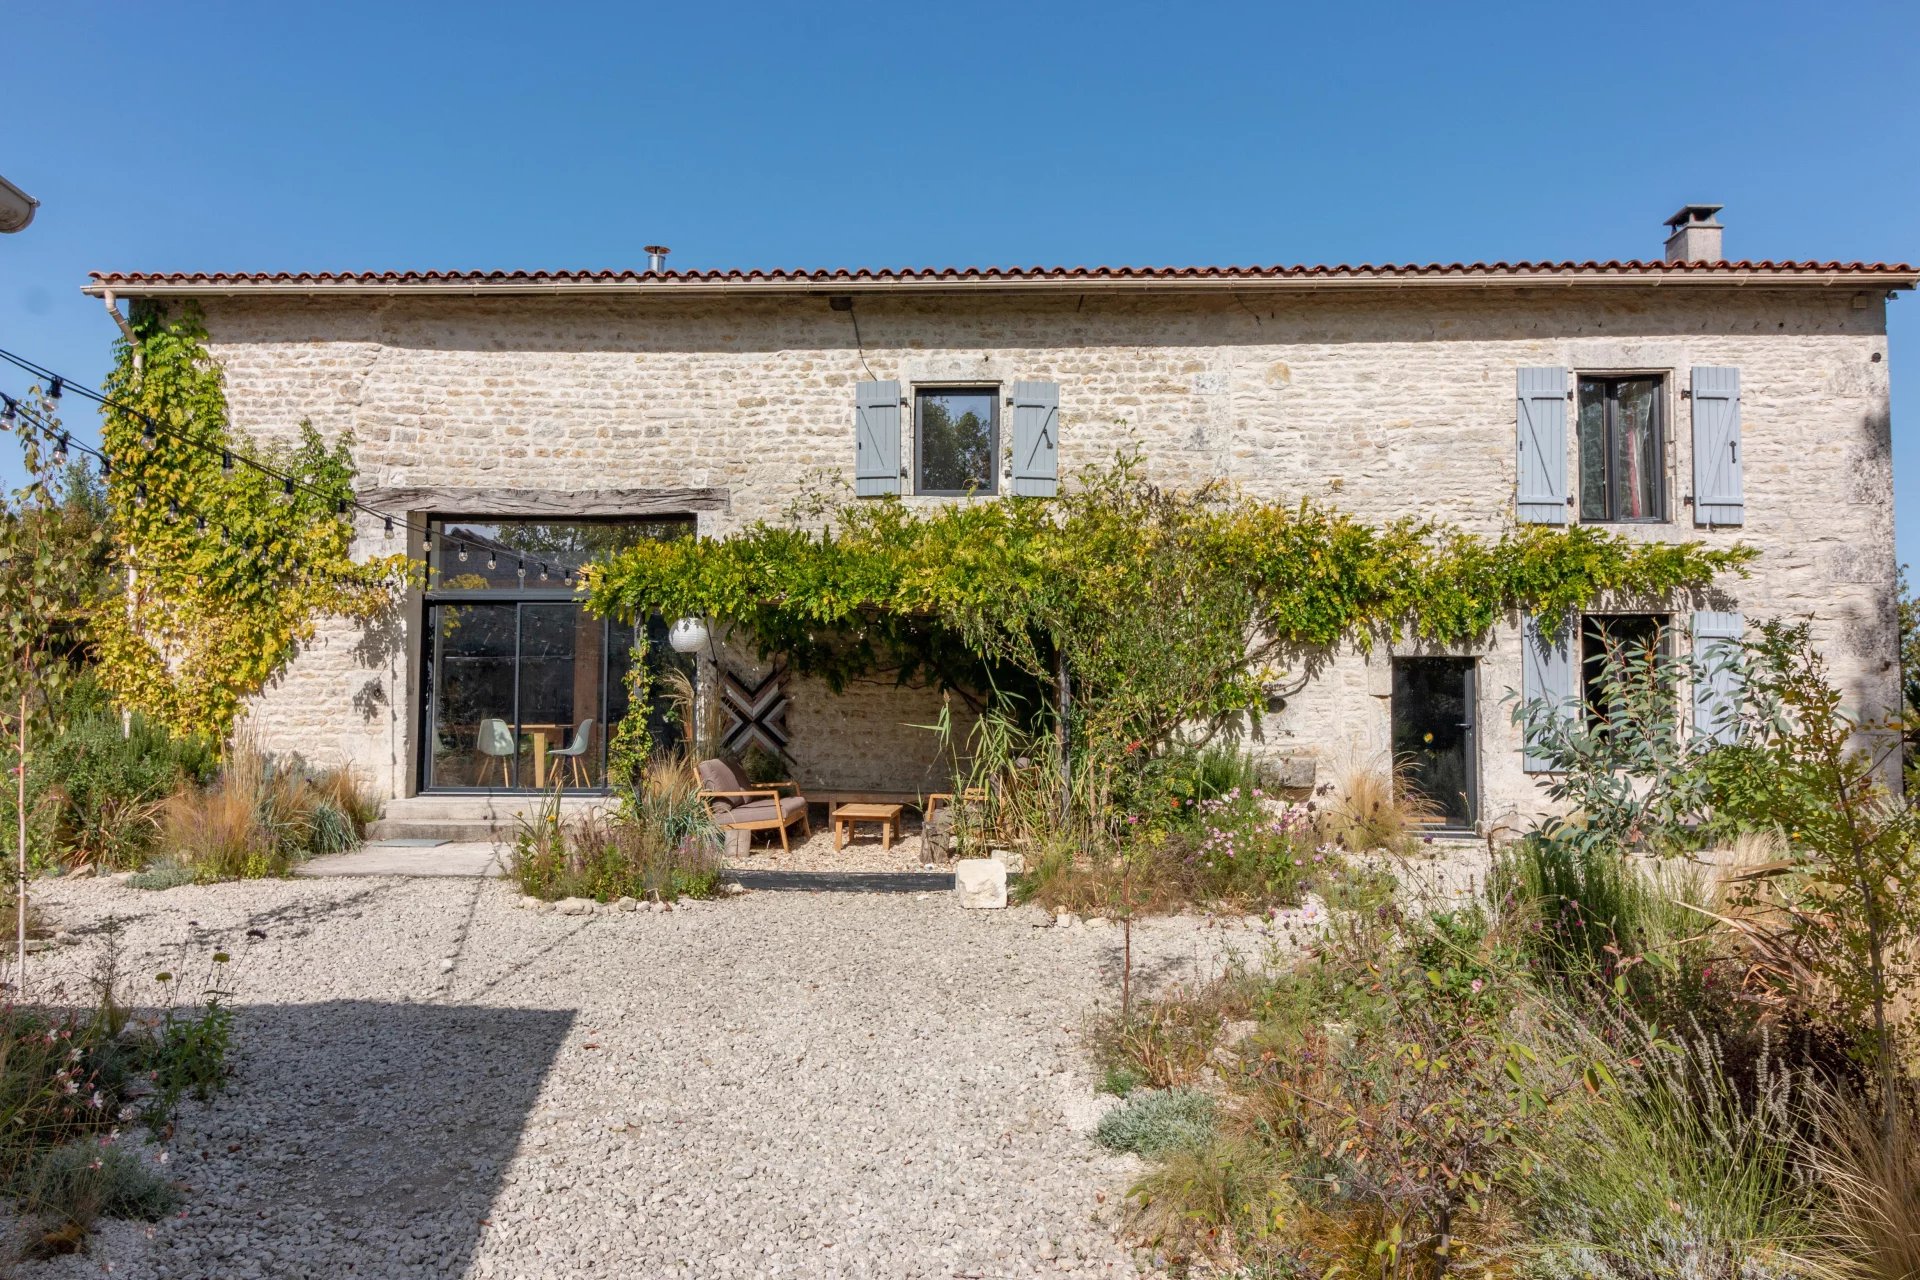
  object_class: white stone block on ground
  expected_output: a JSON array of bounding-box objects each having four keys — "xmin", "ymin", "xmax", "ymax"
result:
[{"xmin": 952, "ymin": 858, "xmax": 1007, "ymax": 909}]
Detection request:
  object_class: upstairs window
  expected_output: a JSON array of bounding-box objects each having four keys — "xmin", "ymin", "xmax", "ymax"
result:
[
  {"xmin": 1578, "ymin": 376, "xmax": 1665, "ymax": 522},
  {"xmin": 915, "ymin": 388, "xmax": 998, "ymax": 495}
]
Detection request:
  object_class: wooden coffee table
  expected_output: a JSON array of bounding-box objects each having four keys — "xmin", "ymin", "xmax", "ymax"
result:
[{"xmin": 832, "ymin": 802, "xmax": 904, "ymax": 852}]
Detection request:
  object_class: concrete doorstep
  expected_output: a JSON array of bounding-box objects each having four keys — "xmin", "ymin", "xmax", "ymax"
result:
[{"xmin": 296, "ymin": 841, "xmax": 506, "ymax": 878}]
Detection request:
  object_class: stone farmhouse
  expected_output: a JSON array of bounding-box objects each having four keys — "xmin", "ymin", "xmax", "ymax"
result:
[{"xmin": 86, "ymin": 207, "xmax": 1915, "ymax": 837}]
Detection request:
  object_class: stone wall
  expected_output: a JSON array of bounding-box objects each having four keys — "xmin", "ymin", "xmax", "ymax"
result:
[{"xmin": 197, "ymin": 284, "xmax": 1897, "ymax": 825}]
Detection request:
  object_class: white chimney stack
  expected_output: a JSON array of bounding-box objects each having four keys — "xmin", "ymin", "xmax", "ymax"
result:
[{"xmin": 1663, "ymin": 205, "xmax": 1724, "ymax": 263}]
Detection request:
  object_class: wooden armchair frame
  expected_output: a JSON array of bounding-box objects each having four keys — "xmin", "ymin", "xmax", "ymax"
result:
[{"xmin": 697, "ymin": 779, "xmax": 811, "ymax": 853}]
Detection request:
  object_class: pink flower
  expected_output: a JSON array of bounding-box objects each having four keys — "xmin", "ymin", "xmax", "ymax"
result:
[{"xmin": 1470, "ymin": 979, "xmax": 1485, "ymax": 994}]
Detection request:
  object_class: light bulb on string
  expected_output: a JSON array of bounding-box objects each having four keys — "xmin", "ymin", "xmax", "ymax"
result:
[
  {"xmin": 52, "ymin": 433, "xmax": 69, "ymax": 465},
  {"xmin": 486, "ymin": 553, "xmax": 497, "ymax": 572},
  {"xmin": 457, "ymin": 545, "xmax": 468, "ymax": 563},
  {"xmin": 47, "ymin": 376, "xmax": 62, "ymax": 401},
  {"xmin": 220, "ymin": 449, "xmax": 233, "ymax": 474}
]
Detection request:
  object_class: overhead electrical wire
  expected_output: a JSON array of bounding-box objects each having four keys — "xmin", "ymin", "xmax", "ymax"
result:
[
  {"xmin": 0, "ymin": 348, "xmax": 592, "ymax": 587},
  {"xmin": 0, "ymin": 388, "xmax": 589, "ymax": 591}
]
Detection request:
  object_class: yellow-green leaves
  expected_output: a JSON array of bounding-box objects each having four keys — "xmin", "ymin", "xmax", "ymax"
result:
[{"xmin": 94, "ymin": 305, "xmax": 407, "ymax": 743}]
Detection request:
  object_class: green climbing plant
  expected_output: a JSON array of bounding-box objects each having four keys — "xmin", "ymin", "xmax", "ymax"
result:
[
  {"xmin": 93, "ymin": 305, "xmax": 408, "ymax": 743},
  {"xmin": 587, "ymin": 455, "xmax": 1754, "ymax": 819},
  {"xmin": 603, "ymin": 634, "xmax": 654, "ymax": 807}
]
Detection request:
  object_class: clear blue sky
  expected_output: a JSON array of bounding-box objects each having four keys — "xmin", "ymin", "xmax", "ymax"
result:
[{"xmin": 3, "ymin": 2, "xmax": 1917, "ymax": 555}]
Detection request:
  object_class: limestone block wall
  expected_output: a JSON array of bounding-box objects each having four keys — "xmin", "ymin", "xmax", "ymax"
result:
[{"xmin": 193, "ymin": 284, "xmax": 1896, "ymax": 824}]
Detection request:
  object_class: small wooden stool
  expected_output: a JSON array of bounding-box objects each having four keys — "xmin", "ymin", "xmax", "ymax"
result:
[{"xmin": 832, "ymin": 802, "xmax": 904, "ymax": 852}]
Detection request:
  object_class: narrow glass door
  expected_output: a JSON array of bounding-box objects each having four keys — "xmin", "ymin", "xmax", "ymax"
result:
[
  {"xmin": 428, "ymin": 603, "xmax": 520, "ymax": 788},
  {"xmin": 1390, "ymin": 657, "xmax": 1477, "ymax": 829}
]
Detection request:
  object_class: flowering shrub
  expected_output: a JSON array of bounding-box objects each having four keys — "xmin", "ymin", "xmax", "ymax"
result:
[
  {"xmin": 2, "ymin": 955, "xmax": 232, "ymax": 1258},
  {"xmin": 1172, "ymin": 785, "xmax": 1320, "ymax": 907}
]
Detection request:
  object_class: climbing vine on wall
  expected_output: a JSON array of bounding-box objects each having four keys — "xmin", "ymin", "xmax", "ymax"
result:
[
  {"xmin": 587, "ymin": 455, "xmax": 1755, "ymax": 808},
  {"xmin": 603, "ymin": 635, "xmax": 654, "ymax": 806},
  {"xmin": 94, "ymin": 305, "xmax": 408, "ymax": 742}
]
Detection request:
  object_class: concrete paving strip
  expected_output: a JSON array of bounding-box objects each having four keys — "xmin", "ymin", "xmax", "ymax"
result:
[{"xmin": 296, "ymin": 841, "xmax": 506, "ymax": 878}]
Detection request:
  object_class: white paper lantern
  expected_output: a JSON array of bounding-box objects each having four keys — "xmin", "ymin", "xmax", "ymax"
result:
[{"xmin": 667, "ymin": 616, "xmax": 710, "ymax": 654}]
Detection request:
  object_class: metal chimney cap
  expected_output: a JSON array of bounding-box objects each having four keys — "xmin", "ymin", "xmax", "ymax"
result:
[
  {"xmin": 1664, "ymin": 204, "xmax": 1724, "ymax": 229},
  {"xmin": 643, "ymin": 244, "xmax": 671, "ymax": 256}
]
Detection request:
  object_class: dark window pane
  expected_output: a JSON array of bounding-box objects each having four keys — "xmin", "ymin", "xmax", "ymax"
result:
[
  {"xmin": 917, "ymin": 390, "xmax": 997, "ymax": 494},
  {"xmin": 1576, "ymin": 376, "xmax": 1664, "ymax": 523},
  {"xmin": 430, "ymin": 604, "xmax": 519, "ymax": 787},
  {"xmin": 1577, "ymin": 379, "xmax": 1608, "ymax": 521},
  {"xmin": 428, "ymin": 518, "xmax": 691, "ymax": 591},
  {"xmin": 1580, "ymin": 613, "xmax": 1668, "ymax": 729},
  {"xmin": 1613, "ymin": 379, "xmax": 1661, "ymax": 520}
]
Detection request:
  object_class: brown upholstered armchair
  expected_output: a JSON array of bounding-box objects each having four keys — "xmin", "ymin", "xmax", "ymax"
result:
[{"xmin": 696, "ymin": 758, "xmax": 811, "ymax": 853}]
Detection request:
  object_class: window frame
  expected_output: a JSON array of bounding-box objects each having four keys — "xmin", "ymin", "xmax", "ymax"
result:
[
  {"xmin": 1578, "ymin": 611, "xmax": 1672, "ymax": 731},
  {"xmin": 913, "ymin": 385, "xmax": 1001, "ymax": 497},
  {"xmin": 1576, "ymin": 374, "xmax": 1669, "ymax": 524}
]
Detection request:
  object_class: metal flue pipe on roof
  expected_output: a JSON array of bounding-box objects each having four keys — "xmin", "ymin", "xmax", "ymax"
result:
[
  {"xmin": 0, "ymin": 173, "xmax": 38, "ymax": 233},
  {"xmin": 645, "ymin": 245, "xmax": 671, "ymax": 273}
]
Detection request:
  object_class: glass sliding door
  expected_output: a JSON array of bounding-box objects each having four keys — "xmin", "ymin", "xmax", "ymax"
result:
[
  {"xmin": 419, "ymin": 517, "xmax": 692, "ymax": 793},
  {"xmin": 429, "ymin": 603, "xmax": 521, "ymax": 788}
]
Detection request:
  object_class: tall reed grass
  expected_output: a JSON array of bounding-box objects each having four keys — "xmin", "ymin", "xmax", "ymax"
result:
[{"xmin": 159, "ymin": 737, "xmax": 376, "ymax": 881}]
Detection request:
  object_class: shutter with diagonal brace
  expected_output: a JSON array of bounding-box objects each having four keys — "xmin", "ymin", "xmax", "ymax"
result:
[
  {"xmin": 1692, "ymin": 611, "xmax": 1745, "ymax": 743},
  {"xmin": 1010, "ymin": 380, "xmax": 1060, "ymax": 497},
  {"xmin": 1516, "ymin": 367, "xmax": 1570, "ymax": 524},
  {"xmin": 854, "ymin": 380, "xmax": 901, "ymax": 497},
  {"xmin": 1691, "ymin": 367, "xmax": 1744, "ymax": 526},
  {"xmin": 1521, "ymin": 612, "xmax": 1574, "ymax": 773}
]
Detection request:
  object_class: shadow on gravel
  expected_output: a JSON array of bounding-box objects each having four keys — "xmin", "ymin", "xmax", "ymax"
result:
[
  {"xmin": 726, "ymin": 869, "xmax": 956, "ymax": 894},
  {"xmin": 175, "ymin": 1000, "xmax": 572, "ymax": 1276}
]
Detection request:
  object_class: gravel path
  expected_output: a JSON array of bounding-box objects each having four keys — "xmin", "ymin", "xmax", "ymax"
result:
[{"xmin": 15, "ymin": 875, "xmax": 1285, "ymax": 1279}]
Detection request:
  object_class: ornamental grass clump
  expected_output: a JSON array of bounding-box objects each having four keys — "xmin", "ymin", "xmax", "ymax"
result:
[
  {"xmin": 512, "ymin": 756, "xmax": 723, "ymax": 903},
  {"xmin": 161, "ymin": 737, "xmax": 375, "ymax": 880}
]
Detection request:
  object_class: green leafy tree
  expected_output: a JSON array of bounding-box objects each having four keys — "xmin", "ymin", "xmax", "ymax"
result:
[
  {"xmin": 0, "ymin": 392, "xmax": 115, "ymax": 976},
  {"xmin": 1710, "ymin": 622, "xmax": 1919, "ymax": 1131}
]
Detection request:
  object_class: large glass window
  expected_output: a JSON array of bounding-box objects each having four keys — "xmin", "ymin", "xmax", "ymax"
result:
[
  {"xmin": 915, "ymin": 388, "xmax": 998, "ymax": 495},
  {"xmin": 1577, "ymin": 376, "xmax": 1665, "ymax": 522},
  {"xmin": 421, "ymin": 518, "xmax": 691, "ymax": 791}
]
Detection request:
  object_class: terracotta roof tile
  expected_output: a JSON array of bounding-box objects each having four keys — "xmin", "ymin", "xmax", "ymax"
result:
[{"xmin": 84, "ymin": 258, "xmax": 1918, "ymax": 293}]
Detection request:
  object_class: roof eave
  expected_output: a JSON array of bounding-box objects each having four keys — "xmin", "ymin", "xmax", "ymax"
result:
[{"xmin": 81, "ymin": 269, "xmax": 1920, "ymax": 299}]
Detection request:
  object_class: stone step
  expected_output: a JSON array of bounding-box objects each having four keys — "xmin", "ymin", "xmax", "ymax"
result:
[
  {"xmin": 369, "ymin": 793, "xmax": 613, "ymax": 843},
  {"xmin": 366, "ymin": 819, "xmax": 511, "ymax": 843}
]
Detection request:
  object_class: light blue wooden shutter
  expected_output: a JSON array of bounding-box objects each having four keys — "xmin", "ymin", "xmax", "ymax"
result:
[
  {"xmin": 1692, "ymin": 611, "xmax": 1744, "ymax": 743},
  {"xmin": 1691, "ymin": 367, "xmax": 1744, "ymax": 526},
  {"xmin": 1521, "ymin": 612, "xmax": 1574, "ymax": 773},
  {"xmin": 1010, "ymin": 380, "xmax": 1060, "ymax": 497},
  {"xmin": 854, "ymin": 380, "xmax": 901, "ymax": 497},
  {"xmin": 1516, "ymin": 367, "xmax": 1569, "ymax": 524}
]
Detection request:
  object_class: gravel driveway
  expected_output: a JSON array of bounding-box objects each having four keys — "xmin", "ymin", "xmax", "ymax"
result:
[{"xmin": 18, "ymin": 875, "xmax": 1272, "ymax": 1279}]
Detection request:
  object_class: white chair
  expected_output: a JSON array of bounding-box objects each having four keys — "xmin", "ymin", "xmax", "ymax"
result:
[
  {"xmin": 546, "ymin": 718, "xmax": 595, "ymax": 789},
  {"xmin": 477, "ymin": 718, "xmax": 517, "ymax": 788}
]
